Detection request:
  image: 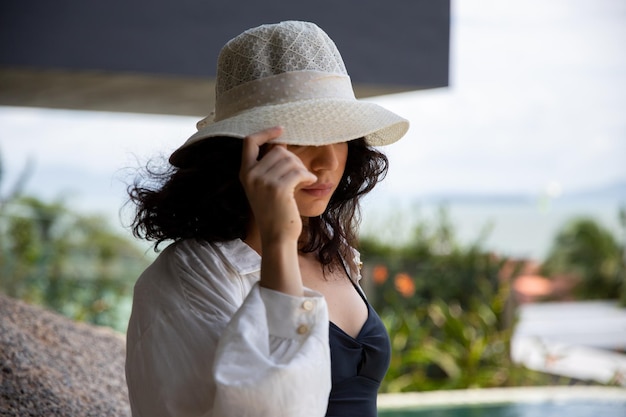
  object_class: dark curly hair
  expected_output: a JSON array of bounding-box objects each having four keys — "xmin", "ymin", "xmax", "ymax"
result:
[{"xmin": 127, "ymin": 137, "xmax": 388, "ymax": 268}]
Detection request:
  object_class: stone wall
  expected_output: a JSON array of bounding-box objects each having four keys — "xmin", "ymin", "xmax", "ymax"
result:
[{"xmin": 0, "ymin": 294, "xmax": 130, "ymax": 416}]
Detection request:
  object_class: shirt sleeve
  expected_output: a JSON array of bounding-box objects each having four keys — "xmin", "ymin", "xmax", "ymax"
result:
[
  {"xmin": 125, "ymin": 242, "xmax": 331, "ymax": 417},
  {"xmin": 213, "ymin": 285, "xmax": 331, "ymax": 417}
]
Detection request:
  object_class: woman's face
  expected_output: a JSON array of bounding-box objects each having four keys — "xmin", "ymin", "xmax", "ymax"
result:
[{"xmin": 287, "ymin": 143, "xmax": 349, "ymax": 217}]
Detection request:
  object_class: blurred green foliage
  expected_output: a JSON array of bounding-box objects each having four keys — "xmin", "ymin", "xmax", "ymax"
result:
[
  {"xmin": 541, "ymin": 212, "xmax": 626, "ymax": 305},
  {"xmin": 359, "ymin": 207, "xmax": 625, "ymax": 392},
  {"xmin": 0, "ymin": 194, "xmax": 150, "ymax": 332},
  {"xmin": 0, "ymin": 152, "xmax": 151, "ymax": 331},
  {"xmin": 360, "ymin": 208, "xmax": 536, "ymax": 391}
]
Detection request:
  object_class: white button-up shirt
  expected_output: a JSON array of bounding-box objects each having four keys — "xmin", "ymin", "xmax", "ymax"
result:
[{"xmin": 125, "ymin": 238, "xmax": 334, "ymax": 417}]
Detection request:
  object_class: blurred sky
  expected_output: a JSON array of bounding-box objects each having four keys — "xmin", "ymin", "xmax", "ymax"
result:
[{"xmin": 1, "ymin": 0, "xmax": 625, "ymax": 228}]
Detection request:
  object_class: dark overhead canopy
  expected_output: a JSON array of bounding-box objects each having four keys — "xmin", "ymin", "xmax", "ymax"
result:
[{"xmin": 0, "ymin": 0, "xmax": 450, "ymax": 115}]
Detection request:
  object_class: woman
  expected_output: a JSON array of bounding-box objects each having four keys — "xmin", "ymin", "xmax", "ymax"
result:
[{"xmin": 125, "ymin": 21, "xmax": 409, "ymax": 417}]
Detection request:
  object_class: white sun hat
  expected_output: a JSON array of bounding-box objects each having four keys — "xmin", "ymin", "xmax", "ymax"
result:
[{"xmin": 169, "ymin": 20, "xmax": 410, "ymax": 166}]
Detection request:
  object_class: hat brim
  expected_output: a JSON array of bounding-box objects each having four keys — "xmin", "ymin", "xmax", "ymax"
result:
[{"xmin": 169, "ymin": 98, "xmax": 409, "ymax": 166}]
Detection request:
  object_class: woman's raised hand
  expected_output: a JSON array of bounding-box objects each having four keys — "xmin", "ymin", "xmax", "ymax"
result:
[
  {"xmin": 239, "ymin": 127, "xmax": 317, "ymax": 296},
  {"xmin": 240, "ymin": 126, "xmax": 317, "ymax": 244}
]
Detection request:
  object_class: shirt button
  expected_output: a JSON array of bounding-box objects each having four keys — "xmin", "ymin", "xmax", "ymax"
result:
[
  {"xmin": 302, "ymin": 300, "xmax": 314, "ymax": 311},
  {"xmin": 296, "ymin": 324, "xmax": 309, "ymax": 335}
]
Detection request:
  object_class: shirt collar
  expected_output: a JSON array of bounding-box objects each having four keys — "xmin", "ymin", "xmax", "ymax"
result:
[
  {"xmin": 214, "ymin": 239, "xmax": 261, "ymax": 275},
  {"xmin": 214, "ymin": 239, "xmax": 362, "ymax": 283}
]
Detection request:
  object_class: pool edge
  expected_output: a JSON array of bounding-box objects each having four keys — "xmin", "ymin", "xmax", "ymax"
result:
[{"xmin": 378, "ymin": 386, "xmax": 626, "ymax": 410}]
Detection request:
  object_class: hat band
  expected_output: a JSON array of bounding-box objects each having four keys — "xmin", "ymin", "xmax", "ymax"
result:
[{"xmin": 212, "ymin": 71, "xmax": 356, "ymax": 123}]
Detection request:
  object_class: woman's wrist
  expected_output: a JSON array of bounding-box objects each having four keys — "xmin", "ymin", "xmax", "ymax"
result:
[{"xmin": 259, "ymin": 239, "xmax": 304, "ymax": 297}]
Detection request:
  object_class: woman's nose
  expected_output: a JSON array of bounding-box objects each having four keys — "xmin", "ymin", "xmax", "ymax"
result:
[{"xmin": 309, "ymin": 144, "xmax": 340, "ymax": 172}]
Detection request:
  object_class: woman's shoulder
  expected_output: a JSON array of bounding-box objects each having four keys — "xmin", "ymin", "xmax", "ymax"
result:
[
  {"xmin": 142, "ymin": 238, "xmax": 258, "ymax": 280},
  {"xmin": 168, "ymin": 238, "xmax": 260, "ymax": 274},
  {"xmin": 144, "ymin": 238, "xmax": 259, "ymax": 288},
  {"xmin": 132, "ymin": 238, "xmax": 261, "ymax": 319}
]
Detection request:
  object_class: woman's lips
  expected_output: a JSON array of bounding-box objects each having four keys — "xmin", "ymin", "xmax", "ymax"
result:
[{"xmin": 301, "ymin": 183, "xmax": 334, "ymax": 197}]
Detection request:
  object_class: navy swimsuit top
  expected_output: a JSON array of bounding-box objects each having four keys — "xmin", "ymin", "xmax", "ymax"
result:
[{"xmin": 326, "ymin": 285, "xmax": 391, "ymax": 417}]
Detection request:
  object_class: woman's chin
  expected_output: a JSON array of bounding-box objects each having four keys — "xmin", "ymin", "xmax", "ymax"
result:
[{"xmin": 298, "ymin": 202, "xmax": 330, "ymax": 218}]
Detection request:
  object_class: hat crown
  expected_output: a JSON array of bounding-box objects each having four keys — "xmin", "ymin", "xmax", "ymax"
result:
[
  {"xmin": 167, "ymin": 20, "xmax": 409, "ymax": 166},
  {"xmin": 216, "ymin": 21, "xmax": 348, "ymax": 97}
]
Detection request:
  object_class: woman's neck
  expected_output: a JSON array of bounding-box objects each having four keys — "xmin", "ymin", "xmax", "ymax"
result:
[{"xmin": 243, "ymin": 229, "xmax": 262, "ymax": 255}]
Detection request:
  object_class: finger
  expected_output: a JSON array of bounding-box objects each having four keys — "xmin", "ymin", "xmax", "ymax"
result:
[
  {"xmin": 271, "ymin": 148, "xmax": 316, "ymax": 182},
  {"xmin": 245, "ymin": 145, "xmax": 302, "ymax": 185},
  {"xmin": 250, "ymin": 146, "xmax": 314, "ymax": 186},
  {"xmin": 244, "ymin": 148, "xmax": 316, "ymax": 197},
  {"xmin": 240, "ymin": 126, "xmax": 283, "ymax": 173},
  {"xmin": 265, "ymin": 149, "xmax": 318, "ymax": 188},
  {"xmin": 252, "ymin": 145, "xmax": 293, "ymax": 172},
  {"xmin": 273, "ymin": 159, "xmax": 317, "ymax": 188},
  {"xmin": 281, "ymin": 169, "xmax": 318, "ymax": 191},
  {"xmin": 273, "ymin": 145, "xmax": 317, "ymax": 186}
]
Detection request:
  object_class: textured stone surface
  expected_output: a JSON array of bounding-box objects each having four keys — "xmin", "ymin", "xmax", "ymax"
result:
[{"xmin": 0, "ymin": 294, "xmax": 130, "ymax": 417}]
